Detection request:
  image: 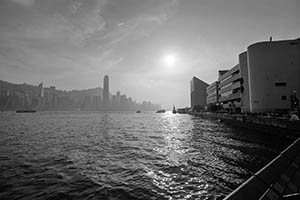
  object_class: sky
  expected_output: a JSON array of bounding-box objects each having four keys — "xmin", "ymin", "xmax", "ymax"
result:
[{"xmin": 0, "ymin": 0, "xmax": 300, "ymax": 108}]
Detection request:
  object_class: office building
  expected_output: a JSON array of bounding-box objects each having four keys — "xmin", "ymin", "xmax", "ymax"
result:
[
  {"xmin": 120, "ymin": 94, "xmax": 127, "ymax": 106},
  {"xmin": 37, "ymin": 82, "xmax": 44, "ymax": 97},
  {"xmin": 190, "ymin": 76, "xmax": 209, "ymax": 110},
  {"xmin": 247, "ymin": 38, "xmax": 300, "ymax": 113},
  {"xmin": 218, "ymin": 65, "xmax": 243, "ymax": 113},
  {"xmin": 116, "ymin": 91, "xmax": 121, "ymax": 106},
  {"xmin": 207, "ymin": 81, "xmax": 219, "ymax": 105},
  {"xmin": 206, "ymin": 37, "xmax": 300, "ymax": 113},
  {"xmin": 103, "ymin": 75, "xmax": 109, "ymax": 106}
]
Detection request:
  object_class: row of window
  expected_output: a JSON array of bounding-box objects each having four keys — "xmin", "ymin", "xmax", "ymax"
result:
[
  {"xmin": 220, "ymin": 91, "xmax": 232, "ymax": 98},
  {"xmin": 219, "ymin": 82, "xmax": 232, "ymax": 91},
  {"xmin": 219, "ymin": 75, "xmax": 232, "ymax": 84},
  {"xmin": 207, "ymin": 87, "xmax": 218, "ymax": 93}
]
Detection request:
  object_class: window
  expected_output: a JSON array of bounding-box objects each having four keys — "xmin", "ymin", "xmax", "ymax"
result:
[
  {"xmin": 282, "ymin": 96, "xmax": 287, "ymax": 100},
  {"xmin": 275, "ymin": 82, "xmax": 287, "ymax": 87},
  {"xmin": 290, "ymin": 42, "xmax": 298, "ymax": 45}
]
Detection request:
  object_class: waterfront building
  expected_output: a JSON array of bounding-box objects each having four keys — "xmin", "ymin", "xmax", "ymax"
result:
[
  {"xmin": 37, "ymin": 82, "xmax": 44, "ymax": 97},
  {"xmin": 218, "ymin": 65, "xmax": 243, "ymax": 113},
  {"xmin": 246, "ymin": 38, "xmax": 300, "ymax": 113},
  {"xmin": 0, "ymin": 89, "xmax": 11, "ymax": 110},
  {"xmin": 206, "ymin": 37, "xmax": 300, "ymax": 114},
  {"xmin": 0, "ymin": 89, "xmax": 10, "ymax": 96},
  {"xmin": 111, "ymin": 95, "xmax": 117, "ymax": 107},
  {"xmin": 120, "ymin": 95, "xmax": 127, "ymax": 107},
  {"xmin": 82, "ymin": 96, "xmax": 92, "ymax": 110},
  {"xmin": 103, "ymin": 75, "xmax": 109, "ymax": 106},
  {"xmin": 92, "ymin": 96, "xmax": 101, "ymax": 110},
  {"xmin": 239, "ymin": 52, "xmax": 250, "ymax": 113},
  {"xmin": 190, "ymin": 76, "xmax": 209, "ymax": 110},
  {"xmin": 116, "ymin": 91, "xmax": 121, "ymax": 106},
  {"xmin": 206, "ymin": 81, "xmax": 219, "ymax": 105},
  {"xmin": 50, "ymin": 86, "xmax": 56, "ymax": 107}
]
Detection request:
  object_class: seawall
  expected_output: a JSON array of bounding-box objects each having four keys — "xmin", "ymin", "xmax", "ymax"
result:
[{"xmin": 188, "ymin": 112, "xmax": 300, "ymax": 139}]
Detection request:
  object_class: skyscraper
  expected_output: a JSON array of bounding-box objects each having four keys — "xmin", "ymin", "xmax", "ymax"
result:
[
  {"xmin": 38, "ymin": 82, "xmax": 44, "ymax": 97},
  {"xmin": 116, "ymin": 91, "xmax": 121, "ymax": 105},
  {"xmin": 103, "ymin": 75, "xmax": 109, "ymax": 106}
]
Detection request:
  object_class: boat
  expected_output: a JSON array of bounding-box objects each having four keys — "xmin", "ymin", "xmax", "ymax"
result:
[
  {"xmin": 156, "ymin": 109, "xmax": 166, "ymax": 113},
  {"xmin": 136, "ymin": 110, "xmax": 141, "ymax": 113},
  {"xmin": 16, "ymin": 110, "xmax": 37, "ymax": 113},
  {"xmin": 177, "ymin": 107, "xmax": 189, "ymax": 114},
  {"xmin": 172, "ymin": 105, "xmax": 177, "ymax": 114}
]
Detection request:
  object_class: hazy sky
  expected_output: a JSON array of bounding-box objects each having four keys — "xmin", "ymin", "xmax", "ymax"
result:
[{"xmin": 0, "ymin": 0, "xmax": 299, "ymax": 108}]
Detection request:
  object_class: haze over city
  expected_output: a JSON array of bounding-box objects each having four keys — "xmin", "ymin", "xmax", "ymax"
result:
[{"xmin": 0, "ymin": 0, "xmax": 300, "ymax": 108}]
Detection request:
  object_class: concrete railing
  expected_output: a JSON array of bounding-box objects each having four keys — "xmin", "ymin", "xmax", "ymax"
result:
[{"xmin": 223, "ymin": 138, "xmax": 300, "ymax": 200}]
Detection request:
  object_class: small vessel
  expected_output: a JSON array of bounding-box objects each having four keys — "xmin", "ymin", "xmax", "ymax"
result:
[
  {"xmin": 156, "ymin": 109, "xmax": 166, "ymax": 113},
  {"xmin": 177, "ymin": 107, "xmax": 189, "ymax": 114},
  {"xmin": 136, "ymin": 110, "xmax": 141, "ymax": 113},
  {"xmin": 16, "ymin": 110, "xmax": 36, "ymax": 113},
  {"xmin": 172, "ymin": 105, "xmax": 177, "ymax": 114}
]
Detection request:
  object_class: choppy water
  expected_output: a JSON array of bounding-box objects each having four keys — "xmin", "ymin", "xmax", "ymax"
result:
[{"xmin": 0, "ymin": 111, "xmax": 292, "ymax": 200}]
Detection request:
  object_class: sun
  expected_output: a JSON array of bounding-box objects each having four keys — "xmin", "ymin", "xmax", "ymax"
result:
[{"xmin": 163, "ymin": 54, "xmax": 176, "ymax": 67}]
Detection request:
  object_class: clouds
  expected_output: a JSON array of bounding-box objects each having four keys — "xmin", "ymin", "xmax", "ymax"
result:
[
  {"xmin": 0, "ymin": 0, "xmax": 180, "ymax": 89},
  {"xmin": 10, "ymin": 0, "xmax": 35, "ymax": 6}
]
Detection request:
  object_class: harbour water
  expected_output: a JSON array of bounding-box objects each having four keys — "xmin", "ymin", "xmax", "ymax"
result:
[{"xmin": 0, "ymin": 111, "xmax": 292, "ymax": 200}]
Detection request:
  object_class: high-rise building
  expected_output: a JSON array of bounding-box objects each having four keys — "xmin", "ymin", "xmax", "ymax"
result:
[
  {"xmin": 217, "ymin": 65, "xmax": 243, "ymax": 113},
  {"xmin": 207, "ymin": 81, "xmax": 219, "ymax": 105},
  {"xmin": 38, "ymin": 82, "xmax": 44, "ymax": 97},
  {"xmin": 103, "ymin": 75, "xmax": 109, "ymax": 106},
  {"xmin": 190, "ymin": 76, "xmax": 209, "ymax": 110},
  {"xmin": 116, "ymin": 91, "xmax": 121, "ymax": 106}
]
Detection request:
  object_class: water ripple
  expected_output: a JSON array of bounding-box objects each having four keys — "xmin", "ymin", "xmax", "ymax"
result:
[{"xmin": 0, "ymin": 111, "xmax": 291, "ymax": 200}]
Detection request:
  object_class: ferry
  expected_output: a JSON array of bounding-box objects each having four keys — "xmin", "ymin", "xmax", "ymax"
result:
[
  {"xmin": 156, "ymin": 109, "xmax": 166, "ymax": 113},
  {"xmin": 16, "ymin": 110, "xmax": 37, "ymax": 113}
]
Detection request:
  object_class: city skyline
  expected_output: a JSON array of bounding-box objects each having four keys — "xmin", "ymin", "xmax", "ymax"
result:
[
  {"xmin": 0, "ymin": 0, "xmax": 300, "ymax": 108},
  {"xmin": 0, "ymin": 76, "xmax": 161, "ymax": 111}
]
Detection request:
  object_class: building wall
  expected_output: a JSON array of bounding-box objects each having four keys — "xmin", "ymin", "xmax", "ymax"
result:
[
  {"xmin": 247, "ymin": 38, "xmax": 300, "ymax": 113},
  {"xmin": 207, "ymin": 81, "xmax": 219, "ymax": 104},
  {"xmin": 218, "ymin": 65, "xmax": 242, "ymax": 111},
  {"xmin": 239, "ymin": 51, "xmax": 250, "ymax": 112},
  {"xmin": 190, "ymin": 76, "xmax": 209, "ymax": 109}
]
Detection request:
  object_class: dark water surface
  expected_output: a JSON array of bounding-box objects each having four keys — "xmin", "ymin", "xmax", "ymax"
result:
[{"xmin": 0, "ymin": 111, "xmax": 292, "ymax": 200}]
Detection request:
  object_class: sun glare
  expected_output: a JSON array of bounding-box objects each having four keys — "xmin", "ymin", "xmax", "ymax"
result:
[{"xmin": 163, "ymin": 54, "xmax": 176, "ymax": 67}]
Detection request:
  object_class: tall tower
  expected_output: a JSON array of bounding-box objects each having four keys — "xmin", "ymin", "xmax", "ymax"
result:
[
  {"xmin": 103, "ymin": 75, "xmax": 109, "ymax": 106},
  {"xmin": 38, "ymin": 82, "xmax": 44, "ymax": 97}
]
